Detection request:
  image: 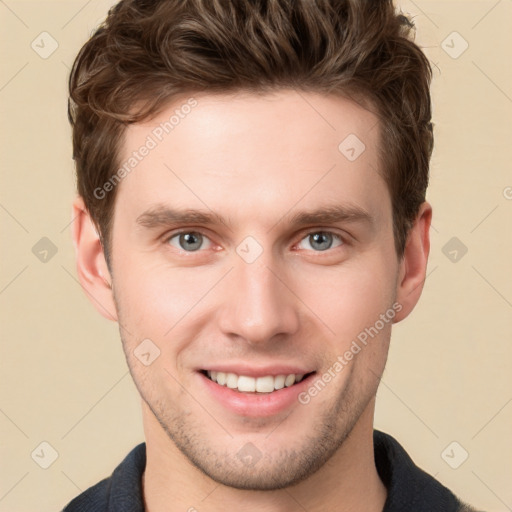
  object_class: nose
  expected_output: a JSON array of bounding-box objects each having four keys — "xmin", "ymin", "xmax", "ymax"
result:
[{"xmin": 217, "ymin": 257, "xmax": 300, "ymax": 346}]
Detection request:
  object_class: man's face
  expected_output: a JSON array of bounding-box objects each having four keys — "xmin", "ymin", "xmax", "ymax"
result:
[{"xmin": 109, "ymin": 90, "xmax": 400, "ymax": 489}]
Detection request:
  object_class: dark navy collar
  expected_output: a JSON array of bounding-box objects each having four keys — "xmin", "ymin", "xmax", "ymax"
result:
[{"xmin": 374, "ymin": 430, "xmax": 462, "ymax": 512}]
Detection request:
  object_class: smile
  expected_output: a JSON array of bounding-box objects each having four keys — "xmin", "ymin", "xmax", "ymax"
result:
[{"xmin": 204, "ymin": 370, "xmax": 311, "ymax": 393}]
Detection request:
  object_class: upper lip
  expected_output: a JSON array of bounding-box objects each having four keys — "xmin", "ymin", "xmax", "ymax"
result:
[{"xmin": 199, "ymin": 364, "xmax": 315, "ymax": 378}]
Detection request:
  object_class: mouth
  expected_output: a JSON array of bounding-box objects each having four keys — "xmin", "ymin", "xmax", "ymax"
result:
[
  {"xmin": 197, "ymin": 367, "xmax": 317, "ymax": 417},
  {"xmin": 200, "ymin": 370, "xmax": 316, "ymax": 394}
]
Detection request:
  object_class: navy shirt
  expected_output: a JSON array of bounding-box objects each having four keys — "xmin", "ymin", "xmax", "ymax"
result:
[{"xmin": 62, "ymin": 430, "xmax": 479, "ymax": 511}]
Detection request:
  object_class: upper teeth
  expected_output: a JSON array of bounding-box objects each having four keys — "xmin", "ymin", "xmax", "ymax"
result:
[{"xmin": 206, "ymin": 371, "xmax": 305, "ymax": 393}]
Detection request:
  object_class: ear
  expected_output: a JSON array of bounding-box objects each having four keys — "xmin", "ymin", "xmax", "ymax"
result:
[
  {"xmin": 71, "ymin": 196, "xmax": 118, "ymax": 322},
  {"xmin": 393, "ymin": 201, "xmax": 432, "ymax": 323}
]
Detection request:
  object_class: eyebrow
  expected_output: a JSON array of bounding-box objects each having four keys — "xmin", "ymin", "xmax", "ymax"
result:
[
  {"xmin": 135, "ymin": 203, "xmax": 374, "ymax": 230},
  {"xmin": 136, "ymin": 207, "xmax": 228, "ymax": 229},
  {"xmin": 286, "ymin": 204, "xmax": 374, "ymax": 228}
]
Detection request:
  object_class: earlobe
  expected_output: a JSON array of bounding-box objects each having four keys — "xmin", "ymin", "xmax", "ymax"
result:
[
  {"xmin": 393, "ymin": 202, "xmax": 432, "ymax": 323},
  {"xmin": 71, "ymin": 196, "xmax": 118, "ymax": 322}
]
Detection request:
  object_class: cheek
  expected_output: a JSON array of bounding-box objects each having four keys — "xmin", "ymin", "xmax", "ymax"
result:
[
  {"xmin": 290, "ymin": 256, "xmax": 396, "ymax": 343},
  {"xmin": 112, "ymin": 257, "xmax": 223, "ymax": 339}
]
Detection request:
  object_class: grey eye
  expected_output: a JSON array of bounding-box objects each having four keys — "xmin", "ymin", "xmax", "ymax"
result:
[
  {"xmin": 309, "ymin": 232, "xmax": 333, "ymax": 251},
  {"xmin": 297, "ymin": 232, "xmax": 343, "ymax": 252},
  {"xmin": 168, "ymin": 232, "xmax": 208, "ymax": 252}
]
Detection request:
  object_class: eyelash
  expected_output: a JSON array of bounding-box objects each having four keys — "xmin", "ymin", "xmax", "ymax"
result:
[{"xmin": 163, "ymin": 229, "xmax": 347, "ymax": 255}]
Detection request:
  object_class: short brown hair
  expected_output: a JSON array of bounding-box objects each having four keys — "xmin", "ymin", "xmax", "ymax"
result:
[{"xmin": 68, "ymin": 0, "xmax": 433, "ymax": 262}]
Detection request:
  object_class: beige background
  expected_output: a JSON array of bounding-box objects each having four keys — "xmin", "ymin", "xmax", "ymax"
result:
[{"xmin": 1, "ymin": 1, "xmax": 511, "ymax": 511}]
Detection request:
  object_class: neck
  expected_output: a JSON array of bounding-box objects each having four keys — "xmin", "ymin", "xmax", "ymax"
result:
[{"xmin": 141, "ymin": 399, "xmax": 387, "ymax": 512}]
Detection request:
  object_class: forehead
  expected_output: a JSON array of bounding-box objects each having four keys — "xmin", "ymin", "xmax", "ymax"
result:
[{"xmin": 114, "ymin": 90, "xmax": 388, "ymax": 228}]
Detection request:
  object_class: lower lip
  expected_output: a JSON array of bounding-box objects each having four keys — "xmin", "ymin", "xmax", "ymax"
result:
[{"xmin": 198, "ymin": 372, "xmax": 315, "ymax": 417}]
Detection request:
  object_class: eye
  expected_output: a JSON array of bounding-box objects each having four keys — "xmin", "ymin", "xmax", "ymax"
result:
[
  {"xmin": 297, "ymin": 231, "xmax": 344, "ymax": 252},
  {"xmin": 167, "ymin": 231, "xmax": 212, "ymax": 252}
]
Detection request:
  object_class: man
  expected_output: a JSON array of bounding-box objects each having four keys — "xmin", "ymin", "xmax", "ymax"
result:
[{"xmin": 63, "ymin": 0, "xmax": 479, "ymax": 510}]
